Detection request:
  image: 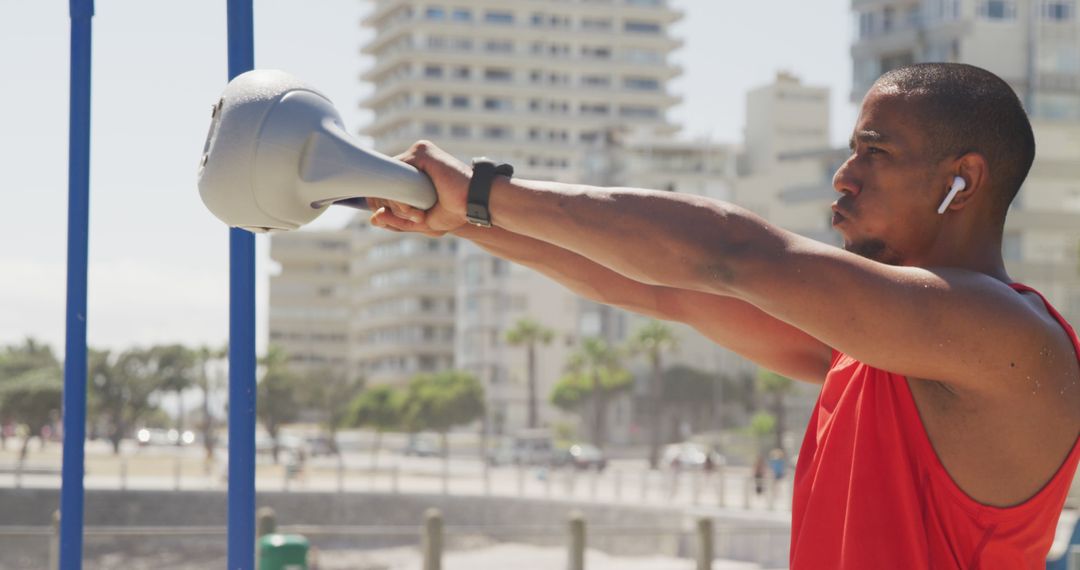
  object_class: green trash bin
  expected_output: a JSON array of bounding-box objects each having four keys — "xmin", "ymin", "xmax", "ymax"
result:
[{"xmin": 258, "ymin": 533, "xmax": 309, "ymax": 570}]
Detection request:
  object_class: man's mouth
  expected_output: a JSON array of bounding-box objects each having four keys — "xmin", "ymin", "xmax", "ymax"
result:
[{"xmin": 830, "ymin": 205, "xmax": 847, "ymax": 227}]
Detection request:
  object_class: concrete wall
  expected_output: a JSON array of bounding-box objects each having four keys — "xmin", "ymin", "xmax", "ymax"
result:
[{"xmin": 0, "ymin": 488, "xmax": 791, "ymax": 569}]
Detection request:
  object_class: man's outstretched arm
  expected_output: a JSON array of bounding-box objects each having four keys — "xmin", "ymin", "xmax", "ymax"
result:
[
  {"xmin": 383, "ymin": 141, "xmax": 1060, "ymax": 395},
  {"xmin": 451, "ymin": 224, "xmax": 832, "ymax": 383}
]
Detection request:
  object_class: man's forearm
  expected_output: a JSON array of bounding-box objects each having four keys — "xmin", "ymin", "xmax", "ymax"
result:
[
  {"xmin": 487, "ymin": 178, "xmax": 781, "ymax": 295},
  {"xmin": 451, "ymin": 224, "xmax": 673, "ymax": 320}
]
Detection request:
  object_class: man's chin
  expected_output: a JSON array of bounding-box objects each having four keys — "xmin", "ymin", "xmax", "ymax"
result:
[{"xmin": 845, "ymin": 239, "xmax": 902, "ymax": 265}]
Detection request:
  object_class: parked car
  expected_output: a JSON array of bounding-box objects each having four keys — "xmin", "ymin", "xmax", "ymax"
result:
[
  {"xmin": 661, "ymin": 442, "xmax": 725, "ymax": 470},
  {"xmin": 554, "ymin": 443, "xmax": 607, "ymax": 471},
  {"xmin": 136, "ymin": 428, "xmax": 195, "ymax": 446},
  {"xmin": 404, "ymin": 433, "xmax": 442, "ymax": 457},
  {"xmin": 486, "ymin": 429, "xmax": 556, "ymax": 466}
]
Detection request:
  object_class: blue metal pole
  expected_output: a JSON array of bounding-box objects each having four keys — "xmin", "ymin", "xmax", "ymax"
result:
[
  {"xmin": 60, "ymin": 1, "xmax": 94, "ymax": 568},
  {"xmin": 226, "ymin": 1, "xmax": 256, "ymax": 569}
]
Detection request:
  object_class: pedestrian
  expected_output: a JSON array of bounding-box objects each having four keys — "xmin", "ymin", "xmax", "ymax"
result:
[
  {"xmin": 369, "ymin": 63, "xmax": 1080, "ymax": 568},
  {"xmin": 753, "ymin": 454, "xmax": 765, "ymax": 496}
]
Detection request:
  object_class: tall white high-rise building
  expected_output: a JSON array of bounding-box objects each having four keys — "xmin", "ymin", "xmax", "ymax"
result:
[
  {"xmin": 269, "ymin": 218, "xmax": 458, "ymax": 386},
  {"xmin": 358, "ymin": 0, "xmax": 688, "ymax": 436},
  {"xmin": 360, "ymin": 0, "xmax": 684, "ymax": 178}
]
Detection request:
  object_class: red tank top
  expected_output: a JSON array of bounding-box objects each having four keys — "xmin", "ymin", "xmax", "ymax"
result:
[{"xmin": 790, "ymin": 283, "xmax": 1080, "ymax": 569}]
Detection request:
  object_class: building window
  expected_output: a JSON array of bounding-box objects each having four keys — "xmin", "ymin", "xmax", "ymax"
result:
[
  {"xmin": 625, "ymin": 48, "xmax": 662, "ymax": 64},
  {"xmin": 450, "ymin": 124, "xmax": 470, "ymax": 138},
  {"xmin": 450, "ymin": 95, "xmax": 470, "ymax": 108},
  {"xmin": 483, "ymin": 126, "xmax": 511, "ymax": 139},
  {"xmin": 422, "ymin": 123, "xmax": 442, "ymax": 136},
  {"xmin": 484, "ymin": 68, "xmax": 513, "ymax": 82},
  {"xmin": 483, "ymin": 97, "xmax": 513, "ymax": 111},
  {"xmin": 449, "ymin": 37, "xmax": 473, "ymax": 50},
  {"xmin": 582, "ymin": 75, "xmax": 611, "ymax": 87},
  {"xmin": 580, "ymin": 103, "xmax": 609, "ymax": 115},
  {"xmin": 423, "ymin": 64, "xmax": 443, "ymax": 78},
  {"xmin": 423, "ymin": 93, "xmax": 443, "ymax": 107},
  {"xmin": 1043, "ymin": 0, "xmax": 1075, "ymax": 21},
  {"xmin": 451, "ymin": 8, "xmax": 471, "ymax": 21},
  {"xmin": 484, "ymin": 11, "xmax": 514, "ymax": 24},
  {"xmin": 450, "ymin": 66, "xmax": 470, "ymax": 79},
  {"xmin": 485, "ymin": 40, "xmax": 514, "ymax": 53},
  {"xmin": 624, "ymin": 20, "xmax": 661, "ymax": 33},
  {"xmin": 978, "ymin": 0, "xmax": 1016, "ymax": 20},
  {"xmin": 619, "ymin": 105, "xmax": 659, "ymax": 118},
  {"xmin": 581, "ymin": 46, "xmax": 612, "ymax": 59},
  {"xmin": 624, "ymin": 77, "xmax": 660, "ymax": 91},
  {"xmin": 425, "ymin": 7, "xmax": 445, "ymax": 20},
  {"xmin": 581, "ymin": 17, "xmax": 612, "ymax": 30}
]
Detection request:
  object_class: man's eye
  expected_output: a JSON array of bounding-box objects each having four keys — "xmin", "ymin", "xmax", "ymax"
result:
[{"xmin": 867, "ymin": 147, "xmax": 884, "ymax": 155}]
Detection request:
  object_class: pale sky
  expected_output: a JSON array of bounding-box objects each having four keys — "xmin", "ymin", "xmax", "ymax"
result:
[{"xmin": 0, "ymin": 0, "xmax": 855, "ymax": 356}]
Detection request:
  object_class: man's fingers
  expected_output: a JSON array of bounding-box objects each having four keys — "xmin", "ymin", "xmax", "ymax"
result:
[
  {"xmin": 387, "ymin": 201, "xmax": 424, "ymax": 223},
  {"xmin": 371, "ymin": 207, "xmax": 424, "ymax": 232}
]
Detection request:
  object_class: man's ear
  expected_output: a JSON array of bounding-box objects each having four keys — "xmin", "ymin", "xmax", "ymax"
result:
[{"xmin": 944, "ymin": 153, "xmax": 989, "ymax": 211}]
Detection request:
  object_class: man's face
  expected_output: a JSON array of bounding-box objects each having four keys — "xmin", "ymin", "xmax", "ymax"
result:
[{"xmin": 831, "ymin": 87, "xmax": 948, "ymax": 265}]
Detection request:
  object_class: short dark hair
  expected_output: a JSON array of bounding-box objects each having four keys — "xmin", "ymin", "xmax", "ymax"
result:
[{"xmin": 873, "ymin": 63, "xmax": 1035, "ymax": 212}]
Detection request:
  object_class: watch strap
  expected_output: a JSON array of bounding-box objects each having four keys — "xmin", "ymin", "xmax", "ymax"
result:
[{"xmin": 466, "ymin": 157, "xmax": 513, "ymax": 227}]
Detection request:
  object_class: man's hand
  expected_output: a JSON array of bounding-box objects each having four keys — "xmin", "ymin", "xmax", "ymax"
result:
[{"xmin": 368, "ymin": 141, "xmax": 472, "ymax": 235}]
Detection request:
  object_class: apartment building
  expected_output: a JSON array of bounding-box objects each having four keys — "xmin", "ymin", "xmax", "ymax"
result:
[
  {"xmin": 734, "ymin": 72, "xmax": 844, "ymax": 246},
  {"xmin": 270, "ymin": 217, "xmax": 458, "ymax": 386},
  {"xmin": 360, "ymin": 0, "xmax": 684, "ymax": 179}
]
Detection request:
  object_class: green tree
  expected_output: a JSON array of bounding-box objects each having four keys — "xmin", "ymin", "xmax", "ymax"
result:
[
  {"xmin": 87, "ymin": 348, "xmax": 161, "ymax": 454},
  {"xmin": 149, "ymin": 345, "xmax": 196, "ymax": 445},
  {"xmin": 0, "ymin": 338, "xmax": 60, "ymax": 380},
  {"xmin": 349, "ymin": 384, "xmax": 403, "ymax": 470},
  {"xmin": 301, "ymin": 367, "xmax": 365, "ymax": 454},
  {"xmin": 400, "ymin": 370, "xmax": 485, "ymax": 461},
  {"xmin": 748, "ymin": 411, "xmax": 777, "ymax": 450},
  {"xmin": 627, "ymin": 321, "xmax": 679, "ymax": 469},
  {"xmin": 554, "ymin": 338, "xmax": 631, "ymax": 449},
  {"xmin": 194, "ymin": 344, "xmax": 227, "ymax": 462},
  {"xmin": 505, "ymin": 318, "xmax": 555, "ymax": 429},
  {"xmin": 757, "ymin": 369, "xmax": 795, "ymax": 453},
  {"xmin": 0, "ymin": 339, "xmax": 60, "ymax": 451},
  {"xmin": 0, "ymin": 368, "xmax": 62, "ymax": 462},
  {"xmin": 661, "ymin": 364, "xmax": 720, "ymax": 438},
  {"xmin": 257, "ymin": 346, "xmax": 301, "ymax": 463}
]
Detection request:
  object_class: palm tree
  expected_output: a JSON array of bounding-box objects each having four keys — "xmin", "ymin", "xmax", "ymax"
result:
[
  {"xmin": 565, "ymin": 337, "xmax": 625, "ymax": 449},
  {"xmin": 150, "ymin": 345, "xmax": 196, "ymax": 445},
  {"xmin": 627, "ymin": 321, "xmax": 679, "ymax": 469},
  {"xmin": 505, "ymin": 318, "xmax": 554, "ymax": 429}
]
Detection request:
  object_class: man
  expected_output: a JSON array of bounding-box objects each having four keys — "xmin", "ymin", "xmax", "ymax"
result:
[{"xmin": 369, "ymin": 63, "xmax": 1080, "ymax": 568}]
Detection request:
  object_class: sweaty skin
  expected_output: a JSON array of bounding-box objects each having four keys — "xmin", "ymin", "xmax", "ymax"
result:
[{"xmin": 369, "ymin": 86, "xmax": 1080, "ymax": 508}]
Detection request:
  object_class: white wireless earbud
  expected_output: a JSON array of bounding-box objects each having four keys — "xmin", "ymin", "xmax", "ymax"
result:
[{"xmin": 937, "ymin": 176, "xmax": 966, "ymax": 214}]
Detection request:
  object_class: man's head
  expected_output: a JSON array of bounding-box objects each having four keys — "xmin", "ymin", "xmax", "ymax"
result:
[{"xmin": 832, "ymin": 63, "xmax": 1035, "ymax": 266}]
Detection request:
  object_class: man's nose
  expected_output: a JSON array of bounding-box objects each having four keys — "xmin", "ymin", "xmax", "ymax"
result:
[{"xmin": 833, "ymin": 160, "xmax": 860, "ymax": 197}]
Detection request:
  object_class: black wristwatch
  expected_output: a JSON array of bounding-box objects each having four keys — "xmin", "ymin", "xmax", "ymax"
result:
[{"xmin": 466, "ymin": 157, "xmax": 514, "ymax": 228}]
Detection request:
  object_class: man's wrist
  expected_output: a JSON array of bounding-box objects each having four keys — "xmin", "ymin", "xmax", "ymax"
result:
[{"xmin": 465, "ymin": 158, "xmax": 513, "ymax": 228}]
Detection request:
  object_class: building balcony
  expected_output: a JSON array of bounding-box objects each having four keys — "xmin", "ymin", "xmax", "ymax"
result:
[
  {"xmin": 362, "ymin": 47, "xmax": 682, "ymax": 84},
  {"xmin": 362, "ymin": 15, "xmax": 684, "ymax": 55},
  {"xmin": 353, "ymin": 283, "xmax": 457, "ymax": 306},
  {"xmin": 350, "ymin": 340, "xmax": 455, "ymax": 360},
  {"xmin": 362, "ymin": 105, "xmax": 672, "ymax": 138},
  {"xmin": 360, "ymin": 76, "xmax": 681, "ymax": 112},
  {"xmin": 363, "ymin": 1, "xmax": 684, "ymax": 34}
]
